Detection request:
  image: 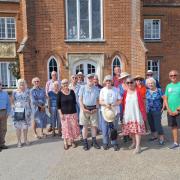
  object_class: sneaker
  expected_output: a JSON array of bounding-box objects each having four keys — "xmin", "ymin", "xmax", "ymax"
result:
[
  {"xmin": 168, "ymin": 143, "xmax": 179, "ymax": 149},
  {"xmin": 83, "ymin": 143, "xmax": 89, "ymax": 151},
  {"xmin": 103, "ymin": 144, "xmax": 109, "ymax": 150},
  {"xmin": 113, "ymin": 144, "xmax": 119, "ymax": 151},
  {"xmin": 17, "ymin": 143, "xmax": 22, "ymax": 148}
]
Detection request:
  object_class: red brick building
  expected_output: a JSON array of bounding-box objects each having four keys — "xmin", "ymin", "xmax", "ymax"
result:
[{"xmin": 0, "ymin": 0, "xmax": 180, "ymax": 88}]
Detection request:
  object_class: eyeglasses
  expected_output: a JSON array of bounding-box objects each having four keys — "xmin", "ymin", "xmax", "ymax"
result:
[
  {"xmin": 169, "ymin": 74, "xmax": 177, "ymax": 77},
  {"xmin": 146, "ymin": 74, "xmax": 153, "ymax": 76},
  {"xmin": 34, "ymin": 81, "xmax": 40, "ymax": 83},
  {"xmin": 126, "ymin": 81, "xmax": 134, "ymax": 84},
  {"xmin": 72, "ymin": 77, "xmax": 77, "ymax": 79}
]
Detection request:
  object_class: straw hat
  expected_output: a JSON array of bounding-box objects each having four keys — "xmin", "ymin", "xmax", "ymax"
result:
[
  {"xmin": 134, "ymin": 75, "xmax": 144, "ymax": 80},
  {"xmin": 147, "ymin": 70, "xmax": 153, "ymax": 74},
  {"xmin": 119, "ymin": 72, "xmax": 130, "ymax": 80},
  {"xmin": 102, "ymin": 107, "xmax": 116, "ymax": 122},
  {"xmin": 103, "ymin": 75, "xmax": 112, "ymax": 83}
]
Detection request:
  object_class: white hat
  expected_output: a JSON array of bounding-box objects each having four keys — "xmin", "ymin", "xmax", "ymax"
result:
[
  {"xmin": 147, "ymin": 70, "xmax": 153, "ymax": 74},
  {"xmin": 119, "ymin": 72, "xmax": 130, "ymax": 79},
  {"xmin": 103, "ymin": 75, "xmax": 112, "ymax": 83},
  {"xmin": 61, "ymin": 79, "xmax": 68, "ymax": 84},
  {"xmin": 102, "ymin": 107, "xmax": 116, "ymax": 122},
  {"xmin": 86, "ymin": 73, "xmax": 94, "ymax": 78},
  {"xmin": 77, "ymin": 72, "xmax": 84, "ymax": 76}
]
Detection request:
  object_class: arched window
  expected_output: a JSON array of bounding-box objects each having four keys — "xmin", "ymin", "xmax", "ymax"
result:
[
  {"xmin": 112, "ymin": 56, "xmax": 121, "ymax": 75},
  {"xmin": 48, "ymin": 57, "xmax": 59, "ymax": 79}
]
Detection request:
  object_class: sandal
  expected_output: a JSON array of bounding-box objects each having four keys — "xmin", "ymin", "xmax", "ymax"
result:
[
  {"xmin": 72, "ymin": 142, "xmax": 77, "ymax": 148},
  {"xmin": 34, "ymin": 134, "xmax": 41, "ymax": 139}
]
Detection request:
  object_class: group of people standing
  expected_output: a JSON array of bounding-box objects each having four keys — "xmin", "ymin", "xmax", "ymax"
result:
[{"xmin": 0, "ymin": 68, "xmax": 180, "ymax": 154}]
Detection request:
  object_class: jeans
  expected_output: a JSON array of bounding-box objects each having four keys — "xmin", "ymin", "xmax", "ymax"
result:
[
  {"xmin": 147, "ymin": 111, "xmax": 164, "ymax": 135},
  {"xmin": 101, "ymin": 113, "xmax": 120, "ymax": 145}
]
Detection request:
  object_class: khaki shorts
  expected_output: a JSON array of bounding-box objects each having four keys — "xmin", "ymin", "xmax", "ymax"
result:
[{"xmin": 79, "ymin": 110, "xmax": 98, "ymax": 127}]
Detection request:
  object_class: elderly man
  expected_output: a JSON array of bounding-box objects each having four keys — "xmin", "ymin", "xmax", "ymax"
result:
[
  {"xmin": 77, "ymin": 72, "xmax": 85, "ymax": 86},
  {"xmin": 45, "ymin": 71, "xmax": 61, "ymax": 133},
  {"xmin": 113, "ymin": 66, "xmax": 121, "ymax": 87},
  {"xmin": 146, "ymin": 70, "xmax": 161, "ymax": 88},
  {"xmin": 164, "ymin": 70, "xmax": 180, "ymax": 149},
  {"xmin": 0, "ymin": 80, "xmax": 11, "ymax": 151},
  {"xmin": 79, "ymin": 74, "xmax": 100, "ymax": 150}
]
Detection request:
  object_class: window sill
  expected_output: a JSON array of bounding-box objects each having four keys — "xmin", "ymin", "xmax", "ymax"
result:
[
  {"xmin": 144, "ymin": 39, "xmax": 161, "ymax": 43},
  {"xmin": 65, "ymin": 39, "xmax": 106, "ymax": 43},
  {"xmin": 0, "ymin": 39, "xmax": 17, "ymax": 43}
]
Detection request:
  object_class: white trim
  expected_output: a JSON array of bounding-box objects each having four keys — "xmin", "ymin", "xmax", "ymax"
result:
[
  {"xmin": 0, "ymin": 17, "xmax": 16, "ymax": 40},
  {"xmin": 144, "ymin": 19, "xmax": 161, "ymax": 40},
  {"xmin": 47, "ymin": 56, "xmax": 60, "ymax": 80}
]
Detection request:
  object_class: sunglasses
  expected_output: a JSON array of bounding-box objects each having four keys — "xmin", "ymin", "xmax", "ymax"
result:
[
  {"xmin": 72, "ymin": 77, "xmax": 77, "ymax": 79},
  {"xmin": 126, "ymin": 81, "xmax": 134, "ymax": 84},
  {"xmin": 146, "ymin": 74, "xmax": 153, "ymax": 76},
  {"xmin": 169, "ymin": 74, "xmax": 177, "ymax": 77}
]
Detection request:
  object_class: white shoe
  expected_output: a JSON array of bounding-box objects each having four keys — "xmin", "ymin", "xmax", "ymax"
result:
[{"xmin": 17, "ymin": 142, "xmax": 22, "ymax": 148}]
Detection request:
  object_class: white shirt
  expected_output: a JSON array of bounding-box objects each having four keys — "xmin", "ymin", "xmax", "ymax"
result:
[{"xmin": 100, "ymin": 87, "xmax": 121, "ymax": 114}]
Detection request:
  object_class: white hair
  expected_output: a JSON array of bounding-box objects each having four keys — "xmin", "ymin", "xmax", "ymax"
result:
[
  {"xmin": 146, "ymin": 77, "xmax": 156, "ymax": 86},
  {"xmin": 17, "ymin": 79, "xmax": 27, "ymax": 89}
]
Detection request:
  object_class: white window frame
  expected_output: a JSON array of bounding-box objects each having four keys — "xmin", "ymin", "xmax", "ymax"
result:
[
  {"xmin": 147, "ymin": 59, "xmax": 160, "ymax": 81},
  {"xmin": 65, "ymin": 0, "xmax": 103, "ymax": 41},
  {"xmin": 111, "ymin": 55, "xmax": 122, "ymax": 76},
  {"xmin": 0, "ymin": 17, "xmax": 16, "ymax": 40},
  {"xmin": 0, "ymin": 61, "xmax": 17, "ymax": 88},
  {"xmin": 47, "ymin": 56, "xmax": 60, "ymax": 80},
  {"xmin": 144, "ymin": 19, "xmax": 161, "ymax": 40}
]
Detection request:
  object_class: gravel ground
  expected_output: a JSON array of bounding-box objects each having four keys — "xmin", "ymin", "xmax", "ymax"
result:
[{"xmin": 0, "ymin": 112, "xmax": 180, "ymax": 180}]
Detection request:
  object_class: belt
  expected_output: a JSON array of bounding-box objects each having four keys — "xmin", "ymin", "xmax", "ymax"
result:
[
  {"xmin": 84, "ymin": 105, "xmax": 96, "ymax": 111},
  {"xmin": 0, "ymin": 109, "xmax": 6, "ymax": 111}
]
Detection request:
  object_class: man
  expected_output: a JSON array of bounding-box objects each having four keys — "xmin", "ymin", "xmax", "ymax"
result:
[
  {"xmin": 164, "ymin": 70, "xmax": 180, "ymax": 149},
  {"xmin": 45, "ymin": 71, "xmax": 61, "ymax": 133},
  {"xmin": 79, "ymin": 74, "xmax": 100, "ymax": 150},
  {"xmin": 93, "ymin": 75, "xmax": 103, "ymax": 90},
  {"xmin": 146, "ymin": 70, "xmax": 161, "ymax": 88},
  {"xmin": 113, "ymin": 66, "xmax": 121, "ymax": 88},
  {"xmin": 0, "ymin": 80, "xmax": 11, "ymax": 152}
]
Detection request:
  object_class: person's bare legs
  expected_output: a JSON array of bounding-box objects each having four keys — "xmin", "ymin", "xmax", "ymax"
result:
[
  {"xmin": 172, "ymin": 127, "xmax": 178, "ymax": 144},
  {"xmin": 129, "ymin": 134, "xmax": 136, "ymax": 149},
  {"xmin": 32, "ymin": 120, "xmax": 38, "ymax": 138},
  {"xmin": 23, "ymin": 128, "xmax": 29, "ymax": 145},
  {"xmin": 16, "ymin": 129, "xmax": 22, "ymax": 147},
  {"xmin": 133, "ymin": 134, "xmax": 141, "ymax": 154}
]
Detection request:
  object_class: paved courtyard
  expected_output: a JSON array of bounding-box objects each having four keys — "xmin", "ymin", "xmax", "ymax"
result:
[{"xmin": 0, "ymin": 112, "xmax": 180, "ymax": 180}]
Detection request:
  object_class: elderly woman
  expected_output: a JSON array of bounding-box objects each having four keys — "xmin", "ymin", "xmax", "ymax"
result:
[
  {"xmin": 100, "ymin": 75, "xmax": 121, "ymax": 151},
  {"xmin": 122, "ymin": 77, "xmax": 146, "ymax": 154},
  {"xmin": 30, "ymin": 77, "xmax": 48, "ymax": 138},
  {"xmin": 48, "ymin": 81, "xmax": 60, "ymax": 136},
  {"xmin": 146, "ymin": 78, "xmax": 165, "ymax": 145},
  {"xmin": 12, "ymin": 79, "xmax": 31, "ymax": 147},
  {"xmin": 57, "ymin": 79, "xmax": 80, "ymax": 150}
]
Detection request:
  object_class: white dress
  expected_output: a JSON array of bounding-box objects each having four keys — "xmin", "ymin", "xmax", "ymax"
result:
[{"xmin": 123, "ymin": 91, "xmax": 145, "ymax": 135}]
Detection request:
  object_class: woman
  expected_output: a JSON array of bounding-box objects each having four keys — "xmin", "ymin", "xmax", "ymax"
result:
[
  {"xmin": 100, "ymin": 75, "xmax": 121, "ymax": 151},
  {"xmin": 135, "ymin": 75, "xmax": 146, "ymax": 100},
  {"xmin": 122, "ymin": 77, "xmax": 146, "ymax": 154},
  {"xmin": 12, "ymin": 79, "xmax": 31, "ymax": 147},
  {"xmin": 48, "ymin": 81, "xmax": 60, "ymax": 136},
  {"xmin": 57, "ymin": 79, "xmax": 80, "ymax": 150},
  {"xmin": 146, "ymin": 77, "xmax": 165, "ymax": 145},
  {"xmin": 30, "ymin": 77, "xmax": 48, "ymax": 138}
]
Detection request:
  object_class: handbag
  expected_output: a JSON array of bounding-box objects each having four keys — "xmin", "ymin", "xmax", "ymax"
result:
[{"xmin": 14, "ymin": 107, "xmax": 25, "ymax": 121}]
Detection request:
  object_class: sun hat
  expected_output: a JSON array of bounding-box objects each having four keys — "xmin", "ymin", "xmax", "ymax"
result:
[
  {"xmin": 103, "ymin": 75, "xmax": 112, "ymax": 83},
  {"xmin": 147, "ymin": 70, "xmax": 153, "ymax": 74},
  {"xmin": 119, "ymin": 72, "xmax": 130, "ymax": 80},
  {"xmin": 77, "ymin": 72, "xmax": 84, "ymax": 76},
  {"xmin": 134, "ymin": 75, "xmax": 144, "ymax": 80},
  {"xmin": 102, "ymin": 107, "xmax": 116, "ymax": 122},
  {"xmin": 61, "ymin": 79, "xmax": 68, "ymax": 84}
]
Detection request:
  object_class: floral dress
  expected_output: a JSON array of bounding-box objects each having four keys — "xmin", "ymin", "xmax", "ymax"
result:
[
  {"xmin": 12, "ymin": 89, "xmax": 32, "ymax": 129},
  {"xmin": 30, "ymin": 87, "xmax": 48, "ymax": 128}
]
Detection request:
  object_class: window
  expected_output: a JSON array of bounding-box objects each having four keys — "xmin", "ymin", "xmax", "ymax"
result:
[
  {"xmin": 0, "ymin": 62, "xmax": 17, "ymax": 88},
  {"xmin": 0, "ymin": 17, "xmax": 16, "ymax": 40},
  {"xmin": 112, "ymin": 56, "xmax": 121, "ymax": 75},
  {"xmin": 66, "ymin": 0, "xmax": 103, "ymax": 41},
  {"xmin": 144, "ymin": 19, "xmax": 160, "ymax": 40},
  {"xmin": 48, "ymin": 57, "xmax": 59, "ymax": 79},
  {"xmin": 148, "ymin": 60, "xmax": 160, "ymax": 80}
]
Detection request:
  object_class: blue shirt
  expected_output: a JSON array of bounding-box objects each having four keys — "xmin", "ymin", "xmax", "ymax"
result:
[
  {"xmin": 48, "ymin": 91, "xmax": 58, "ymax": 108},
  {"xmin": 79, "ymin": 85, "xmax": 99, "ymax": 106},
  {"xmin": 0, "ymin": 90, "xmax": 11, "ymax": 114},
  {"xmin": 146, "ymin": 88, "xmax": 163, "ymax": 112}
]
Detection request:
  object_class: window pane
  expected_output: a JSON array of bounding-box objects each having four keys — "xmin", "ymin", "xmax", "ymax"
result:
[
  {"xmin": 92, "ymin": 0, "xmax": 101, "ymax": 39},
  {"xmin": 0, "ymin": 63, "xmax": 8, "ymax": 87},
  {"xmin": 0, "ymin": 18, "xmax": 5, "ymax": 39},
  {"xmin": 87, "ymin": 64, "xmax": 95, "ymax": 74},
  {"xmin": 67, "ymin": 0, "xmax": 77, "ymax": 39},
  {"xmin": 49, "ymin": 58, "xmax": 58, "ymax": 79},
  {"xmin": 7, "ymin": 18, "xmax": 16, "ymax": 39},
  {"xmin": 76, "ymin": 64, "xmax": 84, "ymax": 74},
  {"xmin": 80, "ymin": 0, "xmax": 89, "ymax": 39}
]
